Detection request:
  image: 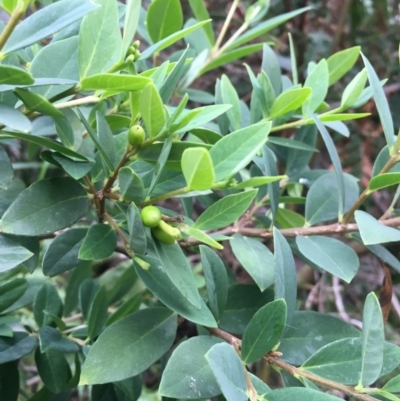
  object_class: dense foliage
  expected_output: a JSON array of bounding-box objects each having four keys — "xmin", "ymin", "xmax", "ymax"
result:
[{"xmin": 0, "ymin": 0, "xmax": 400, "ymax": 400}]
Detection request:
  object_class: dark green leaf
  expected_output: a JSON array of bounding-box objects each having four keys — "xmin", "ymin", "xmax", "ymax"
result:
[
  {"xmin": 200, "ymin": 245, "xmax": 228, "ymax": 321},
  {"xmin": 14, "ymin": 88, "xmax": 63, "ymax": 118},
  {"xmin": 265, "ymin": 388, "xmax": 341, "ymax": 401},
  {"xmin": 0, "ymin": 103, "xmax": 31, "ymax": 133},
  {"xmin": 205, "ymin": 343, "xmax": 248, "ymax": 401},
  {"xmin": 0, "ymin": 233, "xmax": 33, "ymax": 273},
  {"xmin": 159, "ymin": 336, "xmax": 223, "ymax": 399},
  {"xmin": 87, "ymin": 286, "xmax": 109, "ymax": 341},
  {"xmin": 38, "ymin": 326, "xmax": 79, "ymax": 354},
  {"xmin": 0, "ymin": 177, "xmax": 90, "ymax": 236},
  {"xmin": 0, "ymin": 361, "xmax": 19, "ymax": 401},
  {"xmin": 79, "ymin": 278, "xmax": 100, "ymax": 321},
  {"xmin": 127, "ymin": 203, "xmax": 147, "ymax": 255},
  {"xmin": 0, "ymin": 332, "xmax": 37, "ymax": 364},
  {"xmin": 80, "ymin": 307, "xmax": 177, "ymax": 384},
  {"xmin": 231, "ymin": 234, "xmax": 274, "ymax": 292},
  {"xmin": 33, "ymin": 282, "xmax": 63, "ymax": 327},
  {"xmin": 0, "ymin": 65, "xmax": 34, "ymax": 85},
  {"xmin": 242, "ymin": 299, "xmax": 287, "ymax": 363},
  {"xmin": 134, "ymin": 256, "xmax": 217, "ymax": 327},
  {"xmin": 194, "ymin": 190, "xmax": 257, "ymax": 230},
  {"xmin": 119, "ymin": 167, "xmax": 145, "ymax": 203},
  {"xmin": 279, "ymin": 311, "xmax": 360, "ymax": 365},
  {"xmin": 358, "ymin": 292, "xmax": 384, "ymax": 388},
  {"xmin": 96, "ymin": 112, "xmax": 117, "ymax": 169},
  {"xmin": 296, "ymin": 235, "xmax": 359, "ymax": 282},
  {"xmin": 0, "ymin": 278, "xmax": 27, "ymax": 313},
  {"xmin": 273, "ymin": 228, "xmax": 297, "ymax": 329},
  {"xmin": 35, "ymin": 348, "xmax": 72, "ymax": 394},
  {"xmin": 42, "ymin": 228, "xmax": 88, "ymax": 277},
  {"xmin": 3, "ymin": 0, "xmax": 98, "ymax": 54},
  {"xmin": 79, "ymin": 224, "xmax": 117, "ymax": 260}
]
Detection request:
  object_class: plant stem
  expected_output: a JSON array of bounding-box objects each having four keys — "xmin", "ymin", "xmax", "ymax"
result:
[
  {"xmin": 54, "ymin": 96, "xmax": 100, "ymax": 109},
  {"xmin": 212, "ymin": 0, "xmax": 240, "ymax": 55},
  {"xmin": 0, "ymin": 4, "xmax": 26, "ymax": 52},
  {"xmin": 207, "ymin": 327, "xmax": 380, "ymax": 401},
  {"xmin": 342, "ymin": 154, "xmax": 400, "ymax": 224},
  {"xmin": 140, "ymin": 187, "xmax": 189, "ymax": 206}
]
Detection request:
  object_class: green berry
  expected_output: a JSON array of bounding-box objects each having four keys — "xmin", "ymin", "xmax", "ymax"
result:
[
  {"xmin": 140, "ymin": 206, "xmax": 162, "ymax": 228},
  {"xmin": 158, "ymin": 220, "xmax": 182, "ymax": 241},
  {"xmin": 128, "ymin": 125, "xmax": 145, "ymax": 147}
]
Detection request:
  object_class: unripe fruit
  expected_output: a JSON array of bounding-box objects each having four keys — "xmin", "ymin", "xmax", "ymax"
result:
[
  {"xmin": 140, "ymin": 206, "xmax": 162, "ymax": 228},
  {"xmin": 128, "ymin": 125, "xmax": 145, "ymax": 147},
  {"xmin": 151, "ymin": 225, "xmax": 175, "ymax": 245}
]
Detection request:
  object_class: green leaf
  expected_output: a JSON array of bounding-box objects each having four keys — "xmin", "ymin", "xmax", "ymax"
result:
[
  {"xmin": 0, "ymin": 232, "xmax": 33, "ymax": 273},
  {"xmin": 383, "ymin": 374, "xmax": 400, "ymax": 393},
  {"xmin": 139, "ymin": 83, "xmax": 166, "ymax": 139},
  {"xmin": 270, "ymin": 88, "xmax": 311, "ymax": 118},
  {"xmin": 0, "ymin": 332, "xmax": 37, "ymax": 364},
  {"xmin": 29, "ymin": 36, "xmax": 79, "ymax": 100},
  {"xmin": 370, "ymin": 172, "xmax": 400, "ymax": 191},
  {"xmin": 14, "ymin": 88, "xmax": 63, "ymax": 118},
  {"xmin": 311, "ymin": 112, "xmax": 346, "ymax": 216},
  {"xmin": 0, "ymin": 177, "xmax": 89, "ymax": 236},
  {"xmin": 231, "ymin": 234, "xmax": 274, "ymax": 292},
  {"xmin": 279, "ymin": 311, "xmax": 360, "ymax": 365},
  {"xmin": 0, "ymin": 145, "xmax": 13, "ymax": 189},
  {"xmin": 303, "ymin": 59, "xmax": 329, "ymax": 114},
  {"xmin": 327, "ymin": 46, "xmax": 360, "ymax": 85},
  {"xmin": 273, "ymin": 228, "xmax": 296, "ymax": 328},
  {"xmin": 0, "ymin": 65, "xmax": 34, "ymax": 85},
  {"xmin": 296, "ymin": 235, "xmax": 359, "ymax": 282},
  {"xmin": 268, "ymin": 137, "xmax": 318, "ymax": 152},
  {"xmin": 181, "ymin": 225, "xmax": 223, "ymax": 250},
  {"xmin": 188, "ymin": 0, "xmax": 214, "ymax": 45},
  {"xmin": 127, "ymin": 203, "xmax": 147, "ymax": 255},
  {"xmin": 134, "ymin": 256, "xmax": 217, "ymax": 327},
  {"xmin": 80, "ymin": 307, "xmax": 177, "ymax": 384},
  {"xmin": 233, "ymin": 176, "xmax": 286, "ymax": 190},
  {"xmin": 147, "ymin": 0, "xmax": 183, "ymax": 43},
  {"xmin": 79, "ymin": 278, "xmax": 100, "ymax": 321},
  {"xmin": 301, "ymin": 338, "xmax": 400, "ymax": 385},
  {"xmin": 35, "ymin": 348, "xmax": 71, "ymax": 394},
  {"xmin": 182, "ymin": 147, "xmax": 215, "ymax": 190},
  {"xmin": 0, "ymin": 278, "xmax": 27, "ymax": 314},
  {"xmin": 118, "ymin": 167, "xmax": 145, "ymax": 203},
  {"xmin": 79, "ymin": 224, "xmax": 117, "ymax": 260},
  {"xmin": 87, "ymin": 286, "xmax": 109, "ymax": 341},
  {"xmin": 355, "ymin": 210, "xmax": 400, "ymax": 245},
  {"xmin": 0, "ymin": 361, "xmax": 19, "ymax": 401},
  {"xmin": 76, "ymin": 109, "xmax": 115, "ymax": 173},
  {"xmin": 358, "ymin": 292, "xmax": 384, "ymax": 388},
  {"xmin": 340, "ymin": 69, "xmax": 368, "ymax": 110},
  {"xmin": 33, "ymin": 282, "xmax": 63, "ymax": 327},
  {"xmin": 96, "ymin": 112, "xmax": 117, "ymax": 169},
  {"xmin": 0, "ymin": 131, "xmax": 87, "ymax": 160},
  {"xmin": 276, "ymin": 208, "xmax": 305, "ymax": 229},
  {"xmin": 361, "ymin": 53, "xmax": 395, "ymax": 150},
  {"xmin": 210, "ymin": 122, "xmax": 272, "ymax": 182},
  {"xmin": 46, "ymin": 152, "xmax": 95, "ymax": 180},
  {"xmin": 39, "ymin": 326, "xmax": 79, "ymax": 354},
  {"xmin": 220, "ymin": 284, "xmax": 274, "ymax": 335},
  {"xmin": 0, "ymin": 103, "xmax": 31, "ymax": 133},
  {"xmin": 318, "ymin": 112, "xmax": 370, "ymax": 122},
  {"xmin": 201, "ymin": 44, "xmax": 263, "ymax": 74},
  {"xmin": 265, "ymin": 388, "xmax": 341, "ymax": 401},
  {"xmin": 78, "ymin": 0, "xmax": 121, "ymax": 79},
  {"xmin": 305, "ymin": 172, "xmax": 359, "ymax": 225},
  {"xmin": 221, "ymin": 75, "xmax": 241, "ymax": 130},
  {"xmin": 2, "ymin": 0, "xmax": 98, "ymax": 55},
  {"xmin": 242, "ymin": 299, "xmax": 286, "ymax": 363},
  {"xmin": 155, "ymin": 242, "xmax": 203, "ymax": 309},
  {"xmin": 262, "ymin": 146, "xmax": 280, "ymax": 223},
  {"xmin": 80, "ymin": 73, "xmax": 151, "ymax": 91},
  {"xmin": 205, "ymin": 343, "xmax": 248, "ymax": 401},
  {"xmin": 140, "ymin": 20, "xmax": 211, "ymax": 60},
  {"xmin": 120, "ymin": 0, "xmax": 141, "ymax": 60},
  {"xmin": 194, "ymin": 190, "xmax": 257, "ymax": 230},
  {"xmin": 160, "ymin": 336, "xmax": 222, "ymax": 399},
  {"xmin": 200, "ymin": 246, "xmax": 228, "ymax": 321},
  {"xmin": 42, "ymin": 228, "xmax": 88, "ymax": 277},
  {"xmin": 225, "ymin": 7, "xmax": 311, "ymax": 51}
]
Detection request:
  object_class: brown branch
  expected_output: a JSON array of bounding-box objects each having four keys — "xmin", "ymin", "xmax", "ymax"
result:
[{"xmin": 207, "ymin": 327, "xmax": 380, "ymax": 401}]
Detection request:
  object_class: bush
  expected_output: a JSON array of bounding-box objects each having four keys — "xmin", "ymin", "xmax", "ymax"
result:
[{"xmin": 0, "ymin": 0, "xmax": 399, "ymax": 400}]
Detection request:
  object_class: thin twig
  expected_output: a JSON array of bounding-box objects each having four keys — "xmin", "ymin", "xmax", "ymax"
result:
[{"xmin": 0, "ymin": 4, "xmax": 25, "ymax": 52}]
